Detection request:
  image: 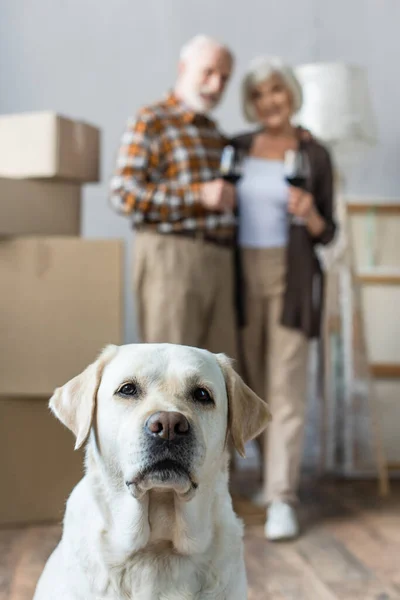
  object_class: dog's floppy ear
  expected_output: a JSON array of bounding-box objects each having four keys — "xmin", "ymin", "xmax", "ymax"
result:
[
  {"xmin": 49, "ymin": 344, "xmax": 118, "ymax": 450},
  {"xmin": 216, "ymin": 354, "xmax": 271, "ymax": 458}
]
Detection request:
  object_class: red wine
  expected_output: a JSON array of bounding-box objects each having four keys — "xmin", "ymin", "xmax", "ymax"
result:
[
  {"xmin": 223, "ymin": 174, "xmax": 241, "ymax": 185},
  {"xmin": 285, "ymin": 176, "xmax": 306, "ymax": 189}
]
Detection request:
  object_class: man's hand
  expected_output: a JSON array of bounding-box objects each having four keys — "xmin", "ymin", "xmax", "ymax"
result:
[{"xmin": 199, "ymin": 179, "xmax": 236, "ymax": 212}]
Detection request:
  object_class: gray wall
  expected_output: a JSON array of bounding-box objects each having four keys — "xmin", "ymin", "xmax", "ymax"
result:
[{"xmin": 1, "ymin": 0, "xmax": 399, "ymax": 342}]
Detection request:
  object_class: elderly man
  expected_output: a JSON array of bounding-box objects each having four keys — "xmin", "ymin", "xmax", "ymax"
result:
[{"xmin": 110, "ymin": 35, "xmax": 237, "ymax": 357}]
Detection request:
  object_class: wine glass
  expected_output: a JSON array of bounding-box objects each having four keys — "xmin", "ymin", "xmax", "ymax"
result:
[
  {"xmin": 283, "ymin": 148, "xmax": 310, "ymax": 189},
  {"xmin": 219, "ymin": 145, "xmax": 243, "ymax": 185},
  {"xmin": 283, "ymin": 148, "xmax": 310, "ymax": 224}
]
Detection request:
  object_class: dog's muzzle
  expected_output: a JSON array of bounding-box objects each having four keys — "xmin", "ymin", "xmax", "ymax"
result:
[{"xmin": 126, "ymin": 411, "xmax": 197, "ymax": 500}]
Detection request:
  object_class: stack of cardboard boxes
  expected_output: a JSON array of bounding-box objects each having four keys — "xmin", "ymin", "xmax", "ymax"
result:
[{"xmin": 0, "ymin": 112, "xmax": 124, "ymax": 525}]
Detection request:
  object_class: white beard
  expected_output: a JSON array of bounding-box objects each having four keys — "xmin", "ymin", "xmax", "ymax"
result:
[
  {"xmin": 183, "ymin": 91, "xmax": 209, "ymax": 114},
  {"xmin": 180, "ymin": 86, "xmax": 218, "ymax": 114}
]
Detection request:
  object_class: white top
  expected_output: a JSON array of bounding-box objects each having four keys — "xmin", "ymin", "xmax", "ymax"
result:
[{"xmin": 237, "ymin": 157, "xmax": 289, "ymax": 248}]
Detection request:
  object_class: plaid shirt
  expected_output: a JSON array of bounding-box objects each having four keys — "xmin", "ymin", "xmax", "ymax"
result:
[{"xmin": 110, "ymin": 92, "xmax": 236, "ymax": 240}]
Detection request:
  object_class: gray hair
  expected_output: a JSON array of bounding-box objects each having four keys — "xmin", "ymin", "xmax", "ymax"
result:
[
  {"xmin": 179, "ymin": 34, "xmax": 233, "ymax": 63},
  {"xmin": 241, "ymin": 56, "xmax": 303, "ymax": 123}
]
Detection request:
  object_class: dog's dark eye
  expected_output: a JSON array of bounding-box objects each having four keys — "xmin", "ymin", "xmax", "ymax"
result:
[
  {"xmin": 118, "ymin": 383, "xmax": 138, "ymax": 397},
  {"xmin": 192, "ymin": 387, "xmax": 214, "ymax": 405}
]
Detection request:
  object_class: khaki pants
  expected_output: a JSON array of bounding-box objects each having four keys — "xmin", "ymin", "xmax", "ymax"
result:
[
  {"xmin": 133, "ymin": 231, "xmax": 237, "ymax": 359},
  {"xmin": 240, "ymin": 247, "xmax": 309, "ymax": 505}
]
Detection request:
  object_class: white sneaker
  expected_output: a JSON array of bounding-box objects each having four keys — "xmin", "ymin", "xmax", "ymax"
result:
[{"xmin": 265, "ymin": 501, "xmax": 299, "ymax": 541}]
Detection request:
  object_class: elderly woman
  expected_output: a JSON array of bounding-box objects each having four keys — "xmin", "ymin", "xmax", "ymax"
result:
[{"xmin": 233, "ymin": 57, "xmax": 336, "ymax": 541}]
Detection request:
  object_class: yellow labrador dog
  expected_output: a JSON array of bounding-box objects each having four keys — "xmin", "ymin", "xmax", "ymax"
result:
[{"xmin": 34, "ymin": 343, "xmax": 270, "ymax": 600}]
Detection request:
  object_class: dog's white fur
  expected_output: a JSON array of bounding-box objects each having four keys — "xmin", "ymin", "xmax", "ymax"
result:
[{"xmin": 34, "ymin": 343, "xmax": 270, "ymax": 600}]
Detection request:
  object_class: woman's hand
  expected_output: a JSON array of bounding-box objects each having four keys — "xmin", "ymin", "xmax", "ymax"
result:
[
  {"xmin": 288, "ymin": 187, "xmax": 315, "ymax": 219},
  {"xmin": 288, "ymin": 187, "xmax": 326, "ymax": 237}
]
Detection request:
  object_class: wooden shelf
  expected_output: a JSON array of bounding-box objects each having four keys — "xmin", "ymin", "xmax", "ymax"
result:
[
  {"xmin": 370, "ymin": 363, "xmax": 400, "ymax": 379},
  {"xmin": 347, "ymin": 200, "xmax": 400, "ymax": 214},
  {"xmin": 357, "ymin": 268, "xmax": 400, "ymax": 285}
]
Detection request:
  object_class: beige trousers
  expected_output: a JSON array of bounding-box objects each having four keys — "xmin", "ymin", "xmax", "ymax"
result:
[
  {"xmin": 133, "ymin": 231, "xmax": 237, "ymax": 359},
  {"xmin": 240, "ymin": 247, "xmax": 309, "ymax": 505}
]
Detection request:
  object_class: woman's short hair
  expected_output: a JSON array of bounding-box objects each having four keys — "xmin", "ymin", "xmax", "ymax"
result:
[{"xmin": 241, "ymin": 56, "xmax": 303, "ymax": 123}]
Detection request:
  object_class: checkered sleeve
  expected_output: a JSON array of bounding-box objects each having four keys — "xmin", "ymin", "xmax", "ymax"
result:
[{"xmin": 110, "ymin": 112, "xmax": 202, "ymax": 222}]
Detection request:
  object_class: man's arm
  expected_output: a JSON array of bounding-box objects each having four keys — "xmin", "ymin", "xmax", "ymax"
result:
[{"xmin": 110, "ymin": 113, "xmax": 203, "ymax": 222}]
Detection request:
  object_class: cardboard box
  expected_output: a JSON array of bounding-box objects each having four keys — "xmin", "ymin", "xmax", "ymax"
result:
[
  {"xmin": 0, "ymin": 397, "xmax": 83, "ymax": 525},
  {"xmin": 0, "ymin": 178, "xmax": 81, "ymax": 236},
  {"xmin": 0, "ymin": 237, "xmax": 123, "ymax": 396},
  {"xmin": 0, "ymin": 112, "xmax": 100, "ymax": 182}
]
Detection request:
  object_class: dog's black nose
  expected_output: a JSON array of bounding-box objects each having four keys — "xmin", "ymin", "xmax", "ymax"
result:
[{"xmin": 145, "ymin": 411, "xmax": 190, "ymax": 441}]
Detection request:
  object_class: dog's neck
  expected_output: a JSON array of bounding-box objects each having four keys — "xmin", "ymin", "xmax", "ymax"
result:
[{"xmin": 85, "ymin": 443, "xmax": 229, "ymax": 564}]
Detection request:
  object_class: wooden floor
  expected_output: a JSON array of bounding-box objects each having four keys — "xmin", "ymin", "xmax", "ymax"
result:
[
  {"xmin": 1, "ymin": 474, "xmax": 399, "ymax": 599},
  {"xmin": 233, "ymin": 474, "xmax": 400, "ymax": 599}
]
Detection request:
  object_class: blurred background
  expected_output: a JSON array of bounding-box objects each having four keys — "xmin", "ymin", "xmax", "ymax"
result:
[
  {"xmin": 1, "ymin": 0, "xmax": 399, "ymax": 341},
  {"xmin": 1, "ymin": 1, "xmax": 399, "ymax": 598}
]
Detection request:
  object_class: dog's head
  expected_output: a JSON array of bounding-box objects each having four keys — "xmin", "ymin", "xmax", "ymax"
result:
[{"xmin": 50, "ymin": 343, "xmax": 270, "ymax": 501}]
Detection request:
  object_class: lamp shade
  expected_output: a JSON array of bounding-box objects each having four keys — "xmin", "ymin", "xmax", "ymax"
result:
[{"xmin": 294, "ymin": 63, "xmax": 377, "ymax": 168}]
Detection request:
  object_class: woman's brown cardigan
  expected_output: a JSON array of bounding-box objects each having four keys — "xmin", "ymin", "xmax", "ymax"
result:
[{"xmin": 231, "ymin": 131, "xmax": 336, "ymax": 339}]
